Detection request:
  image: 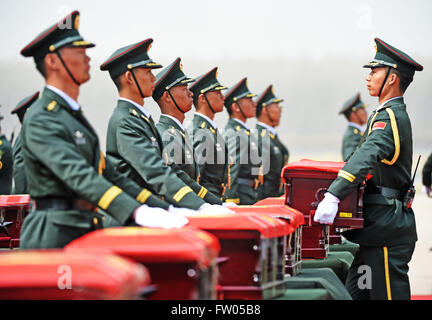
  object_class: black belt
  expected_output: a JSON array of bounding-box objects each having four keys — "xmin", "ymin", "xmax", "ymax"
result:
[
  {"xmin": 32, "ymin": 197, "xmax": 96, "ymax": 211},
  {"xmin": 367, "ymin": 186, "xmax": 403, "ymax": 200}
]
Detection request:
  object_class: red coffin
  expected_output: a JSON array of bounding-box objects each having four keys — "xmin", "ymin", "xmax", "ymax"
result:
[
  {"xmin": 0, "ymin": 195, "xmax": 30, "ymax": 248},
  {"xmin": 0, "ymin": 251, "xmax": 149, "ymax": 299},
  {"xmin": 187, "ymin": 212, "xmax": 291, "ymax": 300},
  {"xmin": 237, "ymin": 205, "xmax": 304, "ymax": 277},
  {"xmin": 282, "ymin": 159, "xmax": 365, "ymax": 259},
  {"xmin": 66, "ymin": 227, "xmax": 220, "ymax": 300}
]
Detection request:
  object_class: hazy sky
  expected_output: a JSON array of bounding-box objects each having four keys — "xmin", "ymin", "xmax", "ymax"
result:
[
  {"xmin": 1, "ymin": 0, "xmax": 431, "ymax": 162},
  {"xmin": 1, "ymin": 0, "xmax": 432, "ymax": 61}
]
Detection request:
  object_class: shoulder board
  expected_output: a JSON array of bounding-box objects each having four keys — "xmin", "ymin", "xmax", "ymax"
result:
[
  {"xmin": 46, "ymin": 101, "xmax": 59, "ymax": 112},
  {"xmin": 129, "ymin": 108, "xmax": 139, "ymax": 118}
]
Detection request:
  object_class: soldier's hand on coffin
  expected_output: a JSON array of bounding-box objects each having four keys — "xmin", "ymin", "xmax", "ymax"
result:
[
  {"xmin": 222, "ymin": 202, "xmax": 238, "ymax": 208},
  {"xmin": 199, "ymin": 203, "xmax": 235, "ymax": 215},
  {"xmin": 423, "ymin": 186, "xmax": 432, "ymax": 198},
  {"xmin": 168, "ymin": 205, "xmax": 203, "ymax": 216},
  {"xmin": 313, "ymin": 192, "xmax": 340, "ymax": 225},
  {"xmin": 134, "ymin": 205, "xmax": 189, "ymax": 228}
]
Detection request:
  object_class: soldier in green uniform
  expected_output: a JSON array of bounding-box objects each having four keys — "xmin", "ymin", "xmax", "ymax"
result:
[
  {"xmin": 188, "ymin": 67, "xmax": 231, "ymax": 199},
  {"xmin": 152, "ymin": 58, "xmax": 224, "ymax": 205},
  {"xmin": 0, "ymin": 111, "xmax": 13, "ymax": 195},
  {"xmin": 256, "ymin": 85, "xmax": 289, "ymax": 199},
  {"xmin": 19, "ymin": 11, "xmax": 187, "ymax": 249},
  {"xmin": 10, "ymin": 92, "xmax": 39, "ymax": 194},
  {"xmin": 422, "ymin": 153, "xmax": 432, "ymax": 197},
  {"xmin": 339, "ymin": 93, "xmax": 368, "ymax": 161},
  {"xmin": 223, "ymin": 78, "xmax": 263, "ymax": 205},
  {"xmin": 102, "ymin": 40, "xmax": 231, "ymax": 215},
  {"xmin": 314, "ymin": 38, "xmax": 423, "ymax": 300}
]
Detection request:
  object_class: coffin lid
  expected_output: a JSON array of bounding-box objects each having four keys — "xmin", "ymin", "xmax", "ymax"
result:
[
  {"xmin": 0, "ymin": 195, "xmax": 30, "ymax": 207},
  {"xmin": 0, "ymin": 250, "xmax": 149, "ymax": 298},
  {"xmin": 250, "ymin": 205, "xmax": 305, "ymax": 229},
  {"xmin": 187, "ymin": 212, "xmax": 290, "ymax": 238},
  {"xmin": 66, "ymin": 227, "xmax": 220, "ymax": 268}
]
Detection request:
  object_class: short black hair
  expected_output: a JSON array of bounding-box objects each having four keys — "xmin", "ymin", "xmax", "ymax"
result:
[
  {"xmin": 390, "ymin": 68, "xmax": 413, "ymax": 93},
  {"xmin": 36, "ymin": 59, "xmax": 47, "ymax": 77},
  {"xmin": 112, "ymin": 74, "xmax": 122, "ymax": 91}
]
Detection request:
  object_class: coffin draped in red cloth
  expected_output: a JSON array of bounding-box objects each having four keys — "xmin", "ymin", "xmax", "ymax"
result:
[
  {"xmin": 0, "ymin": 250, "xmax": 149, "ymax": 299},
  {"xmin": 66, "ymin": 227, "xmax": 220, "ymax": 300},
  {"xmin": 187, "ymin": 212, "xmax": 291, "ymax": 300}
]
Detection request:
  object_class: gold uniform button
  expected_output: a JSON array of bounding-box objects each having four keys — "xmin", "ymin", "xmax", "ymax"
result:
[{"xmin": 93, "ymin": 217, "xmax": 98, "ymax": 225}]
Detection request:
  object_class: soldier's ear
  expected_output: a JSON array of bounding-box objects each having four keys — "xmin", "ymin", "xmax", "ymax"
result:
[
  {"xmin": 124, "ymin": 71, "xmax": 134, "ymax": 85},
  {"xmin": 44, "ymin": 53, "xmax": 60, "ymax": 74},
  {"xmin": 388, "ymin": 73, "xmax": 399, "ymax": 88}
]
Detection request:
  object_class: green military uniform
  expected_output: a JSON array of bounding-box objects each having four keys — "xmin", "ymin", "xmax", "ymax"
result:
[
  {"xmin": 339, "ymin": 93, "xmax": 367, "ymax": 161},
  {"xmin": 152, "ymin": 58, "xmax": 223, "ymax": 205},
  {"xmin": 256, "ymin": 85, "xmax": 289, "ymax": 198},
  {"xmin": 102, "ymin": 40, "xmax": 212, "ymax": 209},
  {"xmin": 223, "ymin": 78, "xmax": 262, "ymax": 204},
  {"xmin": 422, "ymin": 152, "xmax": 432, "ymax": 188},
  {"xmin": 0, "ymin": 129, "xmax": 13, "ymax": 195},
  {"xmin": 189, "ymin": 67, "xmax": 230, "ymax": 198},
  {"xmin": 327, "ymin": 38, "xmax": 423, "ymax": 299},
  {"xmin": 10, "ymin": 92, "xmax": 40, "ymax": 194},
  {"xmin": 19, "ymin": 11, "xmax": 168, "ymax": 249}
]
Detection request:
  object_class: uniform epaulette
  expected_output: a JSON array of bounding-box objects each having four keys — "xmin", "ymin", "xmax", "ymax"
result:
[
  {"xmin": 129, "ymin": 108, "xmax": 139, "ymax": 118},
  {"xmin": 46, "ymin": 101, "xmax": 59, "ymax": 112}
]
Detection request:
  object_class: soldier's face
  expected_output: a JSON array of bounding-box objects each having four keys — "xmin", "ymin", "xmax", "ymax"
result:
[
  {"xmin": 366, "ymin": 67, "xmax": 387, "ymax": 96},
  {"xmin": 170, "ymin": 85, "xmax": 193, "ymax": 112},
  {"xmin": 134, "ymin": 67, "xmax": 156, "ymax": 97},
  {"xmin": 238, "ymin": 98, "xmax": 257, "ymax": 118},
  {"xmin": 205, "ymin": 91, "xmax": 225, "ymax": 113},
  {"xmin": 266, "ymin": 103, "xmax": 282, "ymax": 126},
  {"xmin": 59, "ymin": 47, "xmax": 91, "ymax": 84}
]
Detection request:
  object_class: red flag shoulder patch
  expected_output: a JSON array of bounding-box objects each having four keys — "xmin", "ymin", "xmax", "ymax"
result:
[{"xmin": 372, "ymin": 121, "xmax": 387, "ymax": 130}]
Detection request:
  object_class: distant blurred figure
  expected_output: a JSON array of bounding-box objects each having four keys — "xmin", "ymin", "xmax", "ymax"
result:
[
  {"xmin": 422, "ymin": 153, "xmax": 432, "ymax": 197},
  {"xmin": 255, "ymin": 85, "xmax": 289, "ymax": 199},
  {"xmin": 0, "ymin": 109, "xmax": 13, "ymax": 194},
  {"xmin": 339, "ymin": 93, "xmax": 368, "ymax": 161},
  {"xmin": 10, "ymin": 92, "xmax": 40, "ymax": 194}
]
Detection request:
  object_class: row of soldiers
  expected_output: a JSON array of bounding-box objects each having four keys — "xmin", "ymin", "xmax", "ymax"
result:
[
  {"xmin": 0, "ymin": 11, "xmax": 289, "ymax": 248},
  {"xmin": 0, "ymin": 10, "xmax": 430, "ymax": 301}
]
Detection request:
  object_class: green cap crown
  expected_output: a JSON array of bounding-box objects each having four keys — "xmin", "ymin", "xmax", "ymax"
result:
[
  {"xmin": 189, "ymin": 67, "xmax": 227, "ymax": 99},
  {"xmin": 152, "ymin": 57, "xmax": 194, "ymax": 101},
  {"xmin": 363, "ymin": 38, "xmax": 423, "ymax": 77},
  {"xmin": 11, "ymin": 91, "xmax": 40, "ymax": 123},
  {"xmin": 224, "ymin": 77, "xmax": 256, "ymax": 109},
  {"xmin": 100, "ymin": 38, "xmax": 162, "ymax": 79},
  {"xmin": 256, "ymin": 85, "xmax": 284, "ymax": 116},
  {"xmin": 21, "ymin": 11, "xmax": 95, "ymax": 64},
  {"xmin": 339, "ymin": 92, "xmax": 365, "ymax": 119}
]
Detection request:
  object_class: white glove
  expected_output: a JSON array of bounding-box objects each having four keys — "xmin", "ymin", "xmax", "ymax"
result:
[
  {"xmin": 423, "ymin": 186, "xmax": 432, "ymax": 198},
  {"xmin": 134, "ymin": 205, "xmax": 189, "ymax": 228},
  {"xmin": 198, "ymin": 203, "xmax": 235, "ymax": 215},
  {"xmin": 168, "ymin": 205, "xmax": 202, "ymax": 217},
  {"xmin": 313, "ymin": 192, "xmax": 340, "ymax": 225},
  {"xmin": 222, "ymin": 202, "xmax": 238, "ymax": 208}
]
